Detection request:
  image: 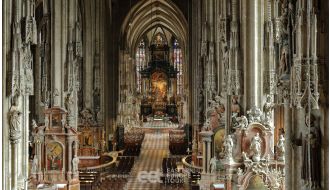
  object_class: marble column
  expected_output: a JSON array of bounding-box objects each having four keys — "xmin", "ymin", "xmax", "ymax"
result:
[{"xmin": 200, "ymin": 131, "xmax": 213, "ymax": 173}]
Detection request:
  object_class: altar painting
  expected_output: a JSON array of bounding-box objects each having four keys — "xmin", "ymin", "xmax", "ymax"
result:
[
  {"xmin": 46, "ymin": 142, "xmax": 63, "ymax": 170},
  {"xmin": 151, "ymin": 71, "xmax": 168, "ymax": 102}
]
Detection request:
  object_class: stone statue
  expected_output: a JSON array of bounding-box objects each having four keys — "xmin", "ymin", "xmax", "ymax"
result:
[
  {"xmin": 302, "ymin": 115, "xmax": 321, "ymax": 188},
  {"xmin": 237, "ymin": 167, "xmax": 243, "ymax": 176},
  {"xmin": 53, "ymin": 89, "xmax": 60, "ymax": 106},
  {"xmin": 279, "ymin": 46, "xmax": 289, "ymax": 76},
  {"xmin": 31, "ymin": 155, "xmax": 38, "ymax": 174},
  {"xmin": 234, "ymin": 115, "xmax": 248, "ymax": 129},
  {"xmin": 263, "ymin": 95, "xmax": 275, "ymax": 125},
  {"xmin": 80, "ymin": 108, "xmax": 94, "ymax": 125},
  {"xmin": 65, "ymin": 92, "xmax": 74, "ymax": 115},
  {"xmin": 9, "ymin": 91, "xmax": 22, "ymax": 142},
  {"xmin": 72, "ymin": 155, "xmax": 79, "ymax": 173},
  {"xmin": 242, "ymin": 151, "xmax": 249, "ymax": 161},
  {"xmin": 231, "ymin": 96, "xmax": 241, "ymax": 115},
  {"xmin": 223, "ymin": 135, "xmax": 234, "ymax": 161},
  {"xmin": 250, "ymin": 133, "xmax": 262, "ymax": 162},
  {"xmin": 276, "ymin": 134, "xmax": 285, "ymax": 161},
  {"xmin": 202, "ymin": 119, "xmax": 211, "ymax": 131},
  {"xmin": 23, "ymin": 46, "xmax": 34, "ymax": 94},
  {"xmin": 32, "ymin": 119, "xmax": 38, "ymax": 129},
  {"xmin": 247, "ymin": 106, "xmax": 263, "ymax": 123},
  {"xmin": 209, "ymin": 156, "xmax": 217, "ymax": 173}
]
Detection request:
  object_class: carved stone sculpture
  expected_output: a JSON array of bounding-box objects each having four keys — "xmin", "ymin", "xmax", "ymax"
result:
[
  {"xmin": 65, "ymin": 92, "xmax": 74, "ymax": 116},
  {"xmin": 247, "ymin": 106, "xmax": 263, "ymax": 123},
  {"xmin": 23, "ymin": 46, "xmax": 34, "ymax": 95},
  {"xmin": 223, "ymin": 135, "xmax": 234, "ymax": 161},
  {"xmin": 302, "ymin": 115, "xmax": 321, "ymax": 188},
  {"xmin": 209, "ymin": 156, "xmax": 217, "ymax": 173},
  {"xmin": 234, "ymin": 115, "xmax": 248, "ymax": 129},
  {"xmin": 276, "ymin": 134, "xmax": 285, "ymax": 161},
  {"xmin": 72, "ymin": 155, "xmax": 79, "ymax": 173},
  {"xmin": 53, "ymin": 89, "xmax": 60, "ymax": 106},
  {"xmin": 263, "ymin": 95, "xmax": 275, "ymax": 125},
  {"xmin": 32, "ymin": 119, "xmax": 38, "ymax": 129},
  {"xmin": 250, "ymin": 133, "xmax": 262, "ymax": 162},
  {"xmin": 9, "ymin": 92, "xmax": 22, "ymax": 143},
  {"xmin": 231, "ymin": 96, "xmax": 241, "ymax": 115},
  {"xmin": 237, "ymin": 167, "xmax": 243, "ymax": 176}
]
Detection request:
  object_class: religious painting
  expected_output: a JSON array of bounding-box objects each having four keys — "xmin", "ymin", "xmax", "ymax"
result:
[
  {"xmin": 151, "ymin": 71, "xmax": 168, "ymax": 102},
  {"xmin": 51, "ymin": 114, "xmax": 62, "ymax": 126},
  {"xmin": 214, "ymin": 128, "xmax": 225, "ymax": 158},
  {"xmin": 46, "ymin": 142, "xmax": 63, "ymax": 170}
]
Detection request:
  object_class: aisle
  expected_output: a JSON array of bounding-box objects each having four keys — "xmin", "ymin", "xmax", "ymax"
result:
[{"xmin": 125, "ymin": 133, "xmax": 169, "ymax": 190}]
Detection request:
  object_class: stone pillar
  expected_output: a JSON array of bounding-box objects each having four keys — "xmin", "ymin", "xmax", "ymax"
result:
[
  {"xmin": 67, "ymin": 138, "xmax": 73, "ymax": 180},
  {"xmin": 284, "ymin": 102, "xmax": 292, "ymax": 190},
  {"xmin": 293, "ymin": 108, "xmax": 305, "ymax": 189},
  {"xmin": 51, "ymin": 0, "xmax": 67, "ymax": 107},
  {"xmin": 200, "ymin": 131, "xmax": 213, "ymax": 173},
  {"xmin": 11, "ymin": 140, "xmax": 19, "ymax": 190},
  {"xmin": 242, "ymin": 0, "xmax": 264, "ymax": 110}
]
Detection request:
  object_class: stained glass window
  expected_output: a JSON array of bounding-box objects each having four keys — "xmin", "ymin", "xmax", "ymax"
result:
[
  {"xmin": 173, "ymin": 39, "xmax": 183, "ymax": 95},
  {"xmin": 136, "ymin": 40, "xmax": 146, "ymax": 93}
]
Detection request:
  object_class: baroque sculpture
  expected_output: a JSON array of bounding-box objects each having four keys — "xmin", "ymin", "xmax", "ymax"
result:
[
  {"xmin": 209, "ymin": 156, "xmax": 217, "ymax": 174},
  {"xmin": 263, "ymin": 95, "xmax": 275, "ymax": 126},
  {"xmin": 223, "ymin": 134, "xmax": 234, "ymax": 162},
  {"xmin": 250, "ymin": 133, "xmax": 262, "ymax": 162}
]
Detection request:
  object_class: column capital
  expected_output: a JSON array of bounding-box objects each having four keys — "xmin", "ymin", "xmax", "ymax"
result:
[{"xmin": 200, "ymin": 130, "xmax": 213, "ymax": 142}]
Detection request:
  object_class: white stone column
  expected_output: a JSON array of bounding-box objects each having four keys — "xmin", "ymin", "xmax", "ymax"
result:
[
  {"xmin": 284, "ymin": 101, "xmax": 292, "ymax": 190},
  {"xmin": 242, "ymin": 0, "xmax": 264, "ymax": 109},
  {"xmin": 200, "ymin": 131, "xmax": 213, "ymax": 173}
]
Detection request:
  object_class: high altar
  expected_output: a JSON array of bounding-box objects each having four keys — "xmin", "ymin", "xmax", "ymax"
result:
[{"xmin": 139, "ymin": 42, "xmax": 178, "ymax": 120}]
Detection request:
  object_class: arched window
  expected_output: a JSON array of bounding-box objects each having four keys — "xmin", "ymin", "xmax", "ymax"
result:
[
  {"xmin": 136, "ymin": 40, "xmax": 146, "ymax": 93},
  {"xmin": 173, "ymin": 39, "xmax": 183, "ymax": 95}
]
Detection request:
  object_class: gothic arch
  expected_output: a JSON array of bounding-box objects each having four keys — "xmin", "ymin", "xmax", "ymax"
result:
[{"xmin": 120, "ymin": 0, "xmax": 188, "ymax": 52}]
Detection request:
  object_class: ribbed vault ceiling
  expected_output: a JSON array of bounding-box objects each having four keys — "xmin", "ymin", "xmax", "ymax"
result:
[{"xmin": 121, "ymin": 0, "xmax": 187, "ymax": 51}]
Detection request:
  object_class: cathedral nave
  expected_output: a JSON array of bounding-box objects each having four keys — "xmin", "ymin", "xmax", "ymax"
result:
[{"xmin": 1, "ymin": 0, "xmax": 329, "ymax": 190}]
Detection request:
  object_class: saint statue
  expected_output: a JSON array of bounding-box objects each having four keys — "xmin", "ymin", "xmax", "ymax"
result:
[
  {"xmin": 72, "ymin": 155, "xmax": 79, "ymax": 173},
  {"xmin": 250, "ymin": 133, "xmax": 262, "ymax": 162},
  {"xmin": 263, "ymin": 95, "xmax": 275, "ymax": 125},
  {"xmin": 302, "ymin": 115, "xmax": 321, "ymax": 188},
  {"xmin": 209, "ymin": 156, "xmax": 217, "ymax": 173},
  {"xmin": 223, "ymin": 135, "xmax": 234, "ymax": 161}
]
